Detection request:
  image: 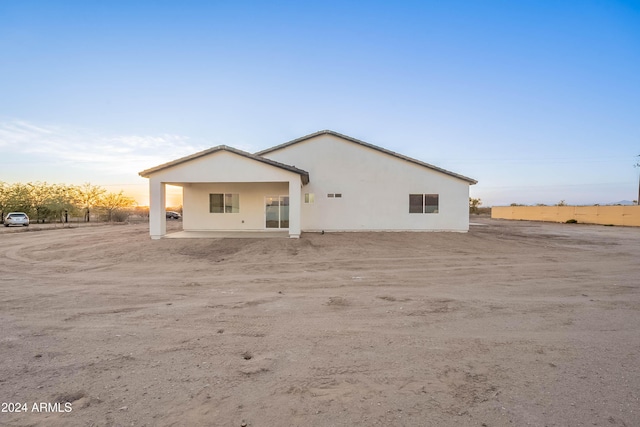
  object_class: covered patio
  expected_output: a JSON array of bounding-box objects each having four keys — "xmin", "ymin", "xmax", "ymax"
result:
[{"xmin": 139, "ymin": 146, "xmax": 309, "ymax": 239}]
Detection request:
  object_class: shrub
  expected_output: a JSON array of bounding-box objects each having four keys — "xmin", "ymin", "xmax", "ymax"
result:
[
  {"xmin": 111, "ymin": 210, "xmax": 130, "ymax": 222},
  {"xmin": 565, "ymin": 219, "xmax": 578, "ymax": 224}
]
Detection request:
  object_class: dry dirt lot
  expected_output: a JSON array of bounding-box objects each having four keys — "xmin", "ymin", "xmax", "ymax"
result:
[{"xmin": 1, "ymin": 218, "xmax": 639, "ymax": 426}]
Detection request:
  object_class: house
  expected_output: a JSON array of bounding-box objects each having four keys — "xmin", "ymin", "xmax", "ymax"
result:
[{"xmin": 138, "ymin": 130, "xmax": 477, "ymax": 238}]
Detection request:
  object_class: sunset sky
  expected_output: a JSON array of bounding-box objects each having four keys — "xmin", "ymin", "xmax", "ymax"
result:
[{"xmin": 1, "ymin": 1, "xmax": 639, "ymax": 206}]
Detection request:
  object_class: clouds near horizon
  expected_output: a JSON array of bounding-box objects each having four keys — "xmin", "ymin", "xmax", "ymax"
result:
[{"xmin": 0, "ymin": 119, "xmax": 205, "ymax": 179}]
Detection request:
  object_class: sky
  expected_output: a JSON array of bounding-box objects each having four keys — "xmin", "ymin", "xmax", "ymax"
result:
[{"xmin": 1, "ymin": 0, "xmax": 639, "ymax": 206}]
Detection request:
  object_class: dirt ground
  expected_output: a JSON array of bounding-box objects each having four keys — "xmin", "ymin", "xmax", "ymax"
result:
[{"xmin": 1, "ymin": 218, "xmax": 639, "ymax": 426}]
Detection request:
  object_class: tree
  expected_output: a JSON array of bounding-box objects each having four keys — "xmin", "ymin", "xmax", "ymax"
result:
[
  {"xmin": 75, "ymin": 183, "xmax": 106, "ymax": 222},
  {"xmin": 6, "ymin": 183, "xmax": 33, "ymax": 216},
  {"xmin": 27, "ymin": 182, "xmax": 52, "ymax": 223},
  {"xmin": 0, "ymin": 182, "xmax": 7, "ymax": 223},
  {"xmin": 46, "ymin": 184, "xmax": 77, "ymax": 224},
  {"xmin": 99, "ymin": 191, "xmax": 136, "ymax": 222},
  {"xmin": 469, "ymin": 197, "xmax": 482, "ymax": 214},
  {"xmin": 0, "ymin": 182, "xmax": 138, "ymax": 223}
]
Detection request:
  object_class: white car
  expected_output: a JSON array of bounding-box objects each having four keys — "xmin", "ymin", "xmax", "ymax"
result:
[{"xmin": 4, "ymin": 212, "xmax": 30, "ymax": 227}]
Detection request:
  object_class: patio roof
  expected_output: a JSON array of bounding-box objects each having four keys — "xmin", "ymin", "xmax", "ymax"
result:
[{"xmin": 139, "ymin": 145, "xmax": 310, "ymax": 184}]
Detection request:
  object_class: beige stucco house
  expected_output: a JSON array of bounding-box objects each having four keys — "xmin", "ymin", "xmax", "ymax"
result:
[{"xmin": 139, "ymin": 130, "xmax": 477, "ymax": 238}]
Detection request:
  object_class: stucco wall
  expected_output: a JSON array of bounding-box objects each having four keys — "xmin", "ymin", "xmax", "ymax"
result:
[
  {"xmin": 262, "ymin": 134, "xmax": 472, "ymax": 231},
  {"xmin": 183, "ymin": 182, "xmax": 288, "ymax": 231},
  {"xmin": 492, "ymin": 205, "xmax": 640, "ymax": 226}
]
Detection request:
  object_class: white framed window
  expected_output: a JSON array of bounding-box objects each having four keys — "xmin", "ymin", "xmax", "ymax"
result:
[
  {"xmin": 425, "ymin": 194, "xmax": 439, "ymax": 213},
  {"xmin": 304, "ymin": 193, "xmax": 315, "ymax": 204},
  {"xmin": 409, "ymin": 194, "xmax": 439, "ymax": 214},
  {"xmin": 327, "ymin": 193, "xmax": 342, "ymax": 198},
  {"xmin": 210, "ymin": 193, "xmax": 239, "ymax": 213}
]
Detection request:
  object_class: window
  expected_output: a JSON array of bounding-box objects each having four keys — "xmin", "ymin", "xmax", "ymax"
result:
[
  {"xmin": 409, "ymin": 194, "xmax": 423, "ymax": 213},
  {"xmin": 304, "ymin": 193, "xmax": 315, "ymax": 204},
  {"xmin": 225, "ymin": 193, "xmax": 239, "ymax": 213},
  {"xmin": 327, "ymin": 193, "xmax": 342, "ymax": 198},
  {"xmin": 327, "ymin": 193, "xmax": 334, "ymax": 198},
  {"xmin": 210, "ymin": 194, "xmax": 224, "ymax": 213},
  {"xmin": 210, "ymin": 193, "xmax": 239, "ymax": 213},
  {"xmin": 425, "ymin": 194, "xmax": 439, "ymax": 213},
  {"xmin": 409, "ymin": 194, "xmax": 439, "ymax": 214}
]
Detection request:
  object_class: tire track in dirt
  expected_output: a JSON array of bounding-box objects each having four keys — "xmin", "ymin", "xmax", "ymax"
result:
[{"xmin": 1, "ymin": 227, "xmax": 124, "ymax": 276}]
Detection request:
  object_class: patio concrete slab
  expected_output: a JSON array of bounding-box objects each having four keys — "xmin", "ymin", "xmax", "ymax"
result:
[{"xmin": 163, "ymin": 230, "xmax": 290, "ymax": 239}]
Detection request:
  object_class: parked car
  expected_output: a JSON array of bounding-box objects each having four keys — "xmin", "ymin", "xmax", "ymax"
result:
[
  {"xmin": 4, "ymin": 212, "xmax": 30, "ymax": 227},
  {"xmin": 166, "ymin": 211, "xmax": 181, "ymax": 219}
]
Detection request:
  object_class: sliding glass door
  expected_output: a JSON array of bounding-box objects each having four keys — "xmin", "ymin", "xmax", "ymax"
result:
[{"xmin": 265, "ymin": 196, "xmax": 289, "ymax": 229}]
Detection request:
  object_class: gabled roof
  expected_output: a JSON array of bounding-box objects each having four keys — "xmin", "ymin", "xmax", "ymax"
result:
[
  {"xmin": 256, "ymin": 130, "xmax": 477, "ymax": 185},
  {"xmin": 139, "ymin": 145, "xmax": 310, "ymax": 184}
]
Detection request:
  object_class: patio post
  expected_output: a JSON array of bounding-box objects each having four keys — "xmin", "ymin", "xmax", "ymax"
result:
[
  {"xmin": 150, "ymin": 179, "xmax": 166, "ymax": 239},
  {"xmin": 288, "ymin": 179, "xmax": 301, "ymax": 238}
]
